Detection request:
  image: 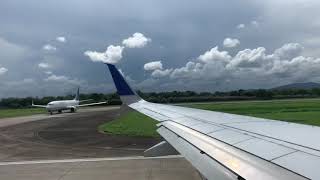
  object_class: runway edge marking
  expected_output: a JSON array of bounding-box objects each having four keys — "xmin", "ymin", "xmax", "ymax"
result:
[{"xmin": 0, "ymin": 155, "xmax": 183, "ymax": 166}]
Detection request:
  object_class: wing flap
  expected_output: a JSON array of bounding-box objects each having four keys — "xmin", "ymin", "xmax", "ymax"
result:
[
  {"xmin": 129, "ymin": 101, "xmax": 320, "ymax": 179},
  {"xmin": 192, "ymin": 122, "xmax": 225, "ymax": 134},
  {"xmin": 208, "ymin": 129, "xmax": 254, "ymax": 145},
  {"xmin": 172, "ymin": 116, "xmax": 202, "ymax": 126},
  {"xmin": 157, "ymin": 125, "xmax": 238, "ymax": 180},
  {"xmin": 76, "ymin": 101, "xmax": 107, "ymax": 107},
  {"xmin": 224, "ymin": 121, "xmax": 320, "ymax": 151},
  {"xmin": 131, "ymin": 102, "xmax": 320, "ymax": 153},
  {"xmin": 135, "ymin": 108, "xmax": 169, "ymax": 121},
  {"xmin": 273, "ymin": 151, "xmax": 320, "ymax": 179},
  {"xmin": 159, "ymin": 121, "xmax": 306, "ymax": 180},
  {"xmin": 235, "ymin": 138, "xmax": 296, "ymax": 161}
]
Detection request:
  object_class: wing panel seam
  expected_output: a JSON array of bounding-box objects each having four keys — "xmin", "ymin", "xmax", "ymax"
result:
[{"xmin": 159, "ymin": 123, "xmax": 309, "ymax": 180}]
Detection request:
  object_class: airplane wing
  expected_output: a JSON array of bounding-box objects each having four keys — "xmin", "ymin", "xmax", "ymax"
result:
[
  {"xmin": 31, "ymin": 101, "xmax": 47, "ymax": 108},
  {"xmin": 79, "ymin": 99, "xmax": 94, "ymax": 103},
  {"xmin": 76, "ymin": 101, "xmax": 107, "ymax": 107},
  {"xmin": 105, "ymin": 63, "xmax": 320, "ymax": 180}
]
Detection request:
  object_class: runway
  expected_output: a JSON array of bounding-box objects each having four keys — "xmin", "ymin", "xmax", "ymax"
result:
[
  {"xmin": 0, "ymin": 156, "xmax": 200, "ymax": 180},
  {"xmin": 0, "ymin": 106, "xmax": 200, "ymax": 179},
  {"xmin": 0, "ymin": 106, "xmax": 162, "ymax": 161}
]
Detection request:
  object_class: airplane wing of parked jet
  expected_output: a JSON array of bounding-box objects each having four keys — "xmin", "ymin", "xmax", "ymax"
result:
[
  {"xmin": 75, "ymin": 101, "xmax": 108, "ymax": 107},
  {"xmin": 31, "ymin": 101, "xmax": 47, "ymax": 108},
  {"xmin": 79, "ymin": 99, "xmax": 94, "ymax": 103},
  {"xmin": 105, "ymin": 63, "xmax": 320, "ymax": 180}
]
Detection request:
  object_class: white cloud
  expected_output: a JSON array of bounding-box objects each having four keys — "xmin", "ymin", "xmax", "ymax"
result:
[
  {"xmin": 143, "ymin": 61, "xmax": 172, "ymax": 79},
  {"xmin": 151, "ymin": 69, "xmax": 172, "ymax": 78},
  {"xmin": 84, "ymin": 45, "xmax": 124, "ymax": 64},
  {"xmin": 45, "ymin": 74, "xmax": 68, "ymax": 81},
  {"xmin": 267, "ymin": 56, "xmax": 320, "ymax": 83},
  {"xmin": 84, "ymin": 33, "xmax": 150, "ymax": 65},
  {"xmin": 38, "ymin": 62, "xmax": 51, "ymax": 69},
  {"xmin": 0, "ymin": 67, "xmax": 8, "ymax": 75},
  {"xmin": 223, "ymin": 38, "xmax": 240, "ymax": 48},
  {"xmin": 251, "ymin": 20, "xmax": 259, "ymax": 27},
  {"xmin": 144, "ymin": 61, "xmax": 163, "ymax": 71},
  {"xmin": 43, "ymin": 44, "xmax": 57, "ymax": 51},
  {"xmin": 56, "ymin": 36, "xmax": 66, "ymax": 43},
  {"xmin": 44, "ymin": 71, "xmax": 53, "ymax": 75},
  {"xmin": 122, "ymin": 32, "xmax": 151, "ymax": 48},
  {"xmin": 44, "ymin": 74, "xmax": 83, "ymax": 85},
  {"xmin": 235, "ymin": 21, "xmax": 258, "ymax": 30},
  {"xmin": 237, "ymin": 24, "xmax": 245, "ymax": 29},
  {"xmin": 170, "ymin": 62, "xmax": 202, "ymax": 79},
  {"xmin": 227, "ymin": 47, "xmax": 269, "ymax": 69},
  {"xmin": 274, "ymin": 43, "xmax": 304, "ymax": 60},
  {"xmin": 142, "ymin": 42, "xmax": 320, "ymax": 91},
  {"xmin": 198, "ymin": 46, "xmax": 231, "ymax": 63}
]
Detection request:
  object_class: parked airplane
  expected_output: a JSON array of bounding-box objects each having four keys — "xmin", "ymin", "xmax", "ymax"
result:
[
  {"xmin": 32, "ymin": 88, "xmax": 107, "ymax": 115},
  {"xmin": 105, "ymin": 63, "xmax": 320, "ymax": 180}
]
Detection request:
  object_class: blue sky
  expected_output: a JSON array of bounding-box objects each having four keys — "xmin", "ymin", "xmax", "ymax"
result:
[{"xmin": 1, "ymin": 0, "xmax": 320, "ymax": 98}]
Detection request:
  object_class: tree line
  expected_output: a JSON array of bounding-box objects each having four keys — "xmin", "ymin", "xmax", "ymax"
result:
[{"xmin": 1, "ymin": 88, "xmax": 320, "ymax": 108}]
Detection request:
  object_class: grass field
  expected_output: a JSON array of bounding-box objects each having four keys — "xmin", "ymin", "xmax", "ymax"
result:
[
  {"xmin": 0, "ymin": 108, "xmax": 46, "ymax": 119},
  {"xmin": 99, "ymin": 99, "xmax": 320, "ymax": 137},
  {"xmin": 186, "ymin": 99, "xmax": 320, "ymax": 126},
  {"xmin": 98, "ymin": 111, "xmax": 160, "ymax": 138}
]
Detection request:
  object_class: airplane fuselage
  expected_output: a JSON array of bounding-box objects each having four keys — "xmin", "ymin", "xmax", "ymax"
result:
[
  {"xmin": 32, "ymin": 87, "xmax": 107, "ymax": 114},
  {"xmin": 46, "ymin": 100, "xmax": 79, "ymax": 113}
]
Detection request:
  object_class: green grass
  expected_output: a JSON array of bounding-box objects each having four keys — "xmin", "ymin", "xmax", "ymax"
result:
[
  {"xmin": 185, "ymin": 99, "xmax": 320, "ymax": 126},
  {"xmin": 98, "ymin": 111, "xmax": 160, "ymax": 138},
  {"xmin": 0, "ymin": 108, "xmax": 46, "ymax": 119},
  {"xmin": 99, "ymin": 99, "xmax": 320, "ymax": 137}
]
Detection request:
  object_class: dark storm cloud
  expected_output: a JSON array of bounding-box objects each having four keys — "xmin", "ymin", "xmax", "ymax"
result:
[{"xmin": 1, "ymin": 0, "xmax": 320, "ymax": 97}]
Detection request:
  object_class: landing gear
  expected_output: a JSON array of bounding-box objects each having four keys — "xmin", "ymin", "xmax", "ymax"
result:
[
  {"xmin": 49, "ymin": 111, "xmax": 53, "ymax": 115},
  {"xmin": 70, "ymin": 108, "xmax": 76, "ymax": 113},
  {"xmin": 58, "ymin": 110, "xmax": 62, "ymax": 114}
]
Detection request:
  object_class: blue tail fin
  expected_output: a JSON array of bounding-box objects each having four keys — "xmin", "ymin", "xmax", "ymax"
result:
[
  {"xmin": 74, "ymin": 87, "xmax": 80, "ymax": 101},
  {"xmin": 106, "ymin": 63, "xmax": 141, "ymax": 104}
]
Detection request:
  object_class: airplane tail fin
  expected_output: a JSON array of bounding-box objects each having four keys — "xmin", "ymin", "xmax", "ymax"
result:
[
  {"xmin": 105, "ymin": 63, "xmax": 142, "ymax": 105},
  {"xmin": 74, "ymin": 87, "xmax": 80, "ymax": 101}
]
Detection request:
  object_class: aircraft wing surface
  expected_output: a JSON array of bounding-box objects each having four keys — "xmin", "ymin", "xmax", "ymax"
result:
[
  {"xmin": 31, "ymin": 104, "xmax": 47, "ymax": 108},
  {"xmin": 31, "ymin": 101, "xmax": 47, "ymax": 108},
  {"xmin": 76, "ymin": 101, "xmax": 107, "ymax": 107},
  {"xmin": 105, "ymin": 63, "xmax": 320, "ymax": 180}
]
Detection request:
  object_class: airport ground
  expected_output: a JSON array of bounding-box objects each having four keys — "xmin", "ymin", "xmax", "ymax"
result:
[
  {"xmin": 0, "ymin": 98, "xmax": 320, "ymax": 179},
  {"xmin": 0, "ymin": 106, "xmax": 200, "ymax": 180},
  {"xmin": 97, "ymin": 98, "xmax": 320, "ymax": 137},
  {"xmin": 185, "ymin": 98, "xmax": 320, "ymax": 126}
]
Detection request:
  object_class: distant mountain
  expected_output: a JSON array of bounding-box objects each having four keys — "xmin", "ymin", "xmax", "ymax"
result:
[{"xmin": 272, "ymin": 82, "xmax": 320, "ymax": 90}]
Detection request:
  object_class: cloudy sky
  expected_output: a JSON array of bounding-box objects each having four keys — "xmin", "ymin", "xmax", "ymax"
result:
[{"xmin": 1, "ymin": 0, "xmax": 320, "ymax": 98}]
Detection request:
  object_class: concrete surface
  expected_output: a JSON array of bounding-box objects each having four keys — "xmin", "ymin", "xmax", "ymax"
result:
[
  {"xmin": 0, "ymin": 106, "xmax": 161, "ymax": 161},
  {"xmin": 0, "ymin": 156, "xmax": 201, "ymax": 180},
  {"xmin": 0, "ymin": 106, "xmax": 119, "ymax": 128},
  {"xmin": 0, "ymin": 107, "xmax": 201, "ymax": 180}
]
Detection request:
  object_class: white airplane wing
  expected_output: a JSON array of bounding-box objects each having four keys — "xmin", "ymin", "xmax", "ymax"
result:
[
  {"xmin": 31, "ymin": 101, "xmax": 47, "ymax": 108},
  {"xmin": 79, "ymin": 99, "xmax": 94, "ymax": 103},
  {"xmin": 105, "ymin": 63, "xmax": 320, "ymax": 180},
  {"xmin": 76, "ymin": 101, "xmax": 107, "ymax": 107}
]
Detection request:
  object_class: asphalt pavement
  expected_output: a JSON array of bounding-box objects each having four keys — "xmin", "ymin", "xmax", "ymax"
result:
[{"xmin": 0, "ymin": 106, "xmax": 200, "ymax": 180}]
